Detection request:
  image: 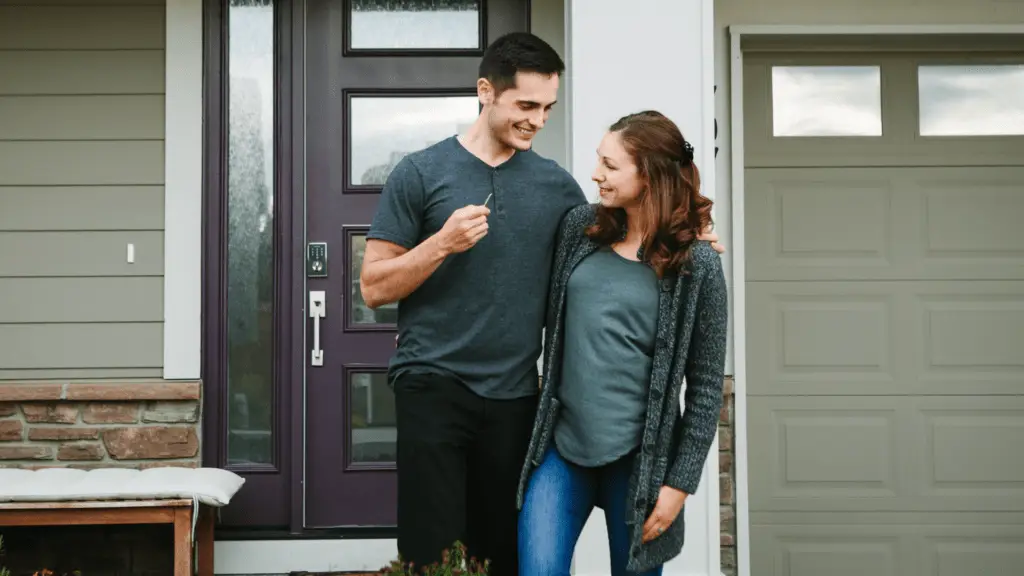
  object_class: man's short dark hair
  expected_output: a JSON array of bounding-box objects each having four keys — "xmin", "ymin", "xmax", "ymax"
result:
[{"xmin": 479, "ymin": 32, "xmax": 565, "ymax": 95}]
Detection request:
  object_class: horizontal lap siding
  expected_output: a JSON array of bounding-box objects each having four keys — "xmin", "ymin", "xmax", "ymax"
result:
[
  {"xmin": 0, "ymin": 6, "xmax": 165, "ymax": 50},
  {"xmin": 0, "ymin": 142, "xmax": 164, "ymax": 185},
  {"xmin": 0, "ymin": 1, "xmax": 166, "ymax": 380},
  {"xmin": 0, "ymin": 96, "xmax": 165, "ymax": 140},
  {"xmin": 0, "ymin": 52, "xmax": 165, "ymax": 95}
]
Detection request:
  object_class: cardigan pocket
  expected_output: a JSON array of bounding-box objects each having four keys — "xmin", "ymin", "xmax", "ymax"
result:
[{"xmin": 531, "ymin": 397, "xmax": 561, "ymax": 466}]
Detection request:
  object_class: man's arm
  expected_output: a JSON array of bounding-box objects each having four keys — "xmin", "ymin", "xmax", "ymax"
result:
[
  {"xmin": 359, "ymin": 237, "xmax": 445, "ymax": 309},
  {"xmin": 360, "ymin": 204, "xmax": 490, "ymax": 309}
]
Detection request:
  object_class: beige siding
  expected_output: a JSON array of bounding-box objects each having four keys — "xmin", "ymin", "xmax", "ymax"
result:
[
  {"xmin": 0, "ymin": 6, "xmax": 165, "ymax": 50},
  {"xmin": 0, "ymin": 0, "xmax": 165, "ymax": 380},
  {"xmin": 0, "ymin": 52, "xmax": 165, "ymax": 95},
  {"xmin": 0, "ymin": 187, "xmax": 164, "ymax": 230},
  {"xmin": 0, "ymin": 142, "xmax": 164, "ymax": 186},
  {"xmin": 0, "ymin": 96, "xmax": 165, "ymax": 140}
]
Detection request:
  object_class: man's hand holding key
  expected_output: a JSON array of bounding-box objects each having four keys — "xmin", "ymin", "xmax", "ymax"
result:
[{"xmin": 436, "ymin": 203, "xmax": 491, "ymax": 255}]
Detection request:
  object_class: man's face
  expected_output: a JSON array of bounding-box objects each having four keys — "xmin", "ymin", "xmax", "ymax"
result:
[{"xmin": 480, "ymin": 71, "xmax": 559, "ymax": 151}]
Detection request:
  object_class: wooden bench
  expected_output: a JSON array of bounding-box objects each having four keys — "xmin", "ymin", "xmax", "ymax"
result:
[{"xmin": 0, "ymin": 499, "xmax": 215, "ymax": 576}]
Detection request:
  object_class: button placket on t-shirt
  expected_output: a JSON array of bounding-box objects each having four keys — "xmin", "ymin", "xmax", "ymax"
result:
[{"xmin": 490, "ymin": 168, "xmax": 506, "ymax": 219}]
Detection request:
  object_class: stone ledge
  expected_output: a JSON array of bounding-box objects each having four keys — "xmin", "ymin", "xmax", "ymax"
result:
[
  {"xmin": 0, "ymin": 384, "xmax": 62, "ymax": 402},
  {"xmin": 0, "ymin": 381, "xmax": 201, "ymax": 402},
  {"xmin": 720, "ymin": 376, "xmax": 737, "ymax": 576}
]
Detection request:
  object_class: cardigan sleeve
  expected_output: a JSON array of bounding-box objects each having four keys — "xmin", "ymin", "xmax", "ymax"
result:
[
  {"xmin": 665, "ymin": 252, "xmax": 729, "ymax": 495},
  {"xmin": 543, "ymin": 204, "xmax": 589, "ymax": 329}
]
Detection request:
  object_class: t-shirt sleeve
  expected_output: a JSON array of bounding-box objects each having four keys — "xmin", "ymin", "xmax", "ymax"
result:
[
  {"xmin": 367, "ymin": 156, "xmax": 426, "ymax": 250},
  {"xmin": 563, "ymin": 171, "xmax": 588, "ymax": 206}
]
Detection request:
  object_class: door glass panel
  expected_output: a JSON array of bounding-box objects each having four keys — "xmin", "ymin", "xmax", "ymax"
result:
[
  {"xmin": 226, "ymin": 0, "xmax": 275, "ymax": 466},
  {"xmin": 348, "ymin": 95, "xmax": 479, "ymax": 188},
  {"xmin": 349, "ymin": 371, "xmax": 397, "ymax": 465},
  {"xmin": 348, "ymin": 230, "xmax": 398, "ymax": 326},
  {"xmin": 349, "ymin": 0, "xmax": 481, "ymax": 50},
  {"xmin": 918, "ymin": 65, "xmax": 1024, "ymax": 136},
  {"xmin": 772, "ymin": 66, "xmax": 883, "ymax": 137}
]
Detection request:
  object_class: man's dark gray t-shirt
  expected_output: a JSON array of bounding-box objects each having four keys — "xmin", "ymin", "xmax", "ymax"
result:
[{"xmin": 367, "ymin": 136, "xmax": 586, "ymax": 399}]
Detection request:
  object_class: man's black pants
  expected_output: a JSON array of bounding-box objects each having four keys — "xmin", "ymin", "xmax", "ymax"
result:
[{"xmin": 394, "ymin": 372, "xmax": 537, "ymax": 576}]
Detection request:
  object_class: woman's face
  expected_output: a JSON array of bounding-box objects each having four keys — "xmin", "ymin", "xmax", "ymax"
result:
[{"xmin": 592, "ymin": 130, "xmax": 644, "ymax": 209}]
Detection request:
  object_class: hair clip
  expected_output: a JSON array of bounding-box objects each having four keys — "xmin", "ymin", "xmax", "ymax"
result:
[{"xmin": 681, "ymin": 140, "xmax": 695, "ymax": 163}]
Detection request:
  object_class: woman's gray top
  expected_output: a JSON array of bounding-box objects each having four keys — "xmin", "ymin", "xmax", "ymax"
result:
[{"xmin": 554, "ymin": 246, "xmax": 660, "ymax": 467}]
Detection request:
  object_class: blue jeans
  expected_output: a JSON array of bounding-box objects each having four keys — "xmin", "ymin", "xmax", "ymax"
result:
[{"xmin": 518, "ymin": 446, "xmax": 664, "ymax": 576}]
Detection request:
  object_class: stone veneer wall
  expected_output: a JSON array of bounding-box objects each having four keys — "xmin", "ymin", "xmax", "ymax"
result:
[
  {"xmin": 720, "ymin": 377, "xmax": 737, "ymax": 576},
  {"xmin": 0, "ymin": 381, "xmax": 201, "ymax": 468}
]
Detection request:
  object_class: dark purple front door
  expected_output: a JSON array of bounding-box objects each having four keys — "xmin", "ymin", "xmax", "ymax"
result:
[{"xmin": 302, "ymin": 0, "xmax": 529, "ymax": 527}]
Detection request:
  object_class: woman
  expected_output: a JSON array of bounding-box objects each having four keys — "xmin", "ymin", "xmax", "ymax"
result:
[{"xmin": 516, "ymin": 111, "xmax": 728, "ymax": 576}]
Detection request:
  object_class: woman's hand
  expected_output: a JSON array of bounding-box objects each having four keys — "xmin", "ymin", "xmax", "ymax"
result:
[{"xmin": 642, "ymin": 486, "xmax": 688, "ymax": 542}]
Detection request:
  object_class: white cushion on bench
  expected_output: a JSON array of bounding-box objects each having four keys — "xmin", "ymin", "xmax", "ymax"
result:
[{"xmin": 0, "ymin": 467, "xmax": 245, "ymax": 507}]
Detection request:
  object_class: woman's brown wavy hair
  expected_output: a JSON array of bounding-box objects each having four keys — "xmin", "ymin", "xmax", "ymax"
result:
[{"xmin": 585, "ymin": 110, "xmax": 713, "ymax": 278}]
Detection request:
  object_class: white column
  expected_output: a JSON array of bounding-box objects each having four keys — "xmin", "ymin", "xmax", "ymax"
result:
[
  {"xmin": 163, "ymin": 0, "xmax": 204, "ymax": 380},
  {"xmin": 566, "ymin": 1, "xmax": 720, "ymax": 575}
]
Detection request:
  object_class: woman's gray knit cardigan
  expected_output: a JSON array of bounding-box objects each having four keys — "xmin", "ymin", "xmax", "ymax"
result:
[{"xmin": 516, "ymin": 204, "xmax": 729, "ymax": 573}]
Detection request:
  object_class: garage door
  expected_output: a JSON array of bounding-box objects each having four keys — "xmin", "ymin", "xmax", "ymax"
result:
[{"xmin": 743, "ymin": 50, "xmax": 1024, "ymax": 576}]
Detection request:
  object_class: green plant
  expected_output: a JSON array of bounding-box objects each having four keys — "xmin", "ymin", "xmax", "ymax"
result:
[{"xmin": 378, "ymin": 541, "xmax": 489, "ymax": 576}]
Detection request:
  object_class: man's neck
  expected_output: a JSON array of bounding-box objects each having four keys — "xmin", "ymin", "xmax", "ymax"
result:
[{"xmin": 458, "ymin": 116, "xmax": 516, "ymax": 167}]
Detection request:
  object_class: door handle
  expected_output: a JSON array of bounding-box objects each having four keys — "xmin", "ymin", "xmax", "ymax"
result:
[{"xmin": 309, "ymin": 290, "xmax": 326, "ymax": 366}]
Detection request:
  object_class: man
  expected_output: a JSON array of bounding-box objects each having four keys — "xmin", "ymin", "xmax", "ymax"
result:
[{"xmin": 360, "ymin": 32, "xmax": 720, "ymax": 575}]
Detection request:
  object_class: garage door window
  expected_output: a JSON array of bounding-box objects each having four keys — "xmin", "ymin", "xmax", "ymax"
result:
[
  {"xmin": 918, "ymin": 65, "xmax": 1024, "ymax": 136},
  {"xmin": 771, "ymin": 66, "xmax": 882, "ymax": 137}
]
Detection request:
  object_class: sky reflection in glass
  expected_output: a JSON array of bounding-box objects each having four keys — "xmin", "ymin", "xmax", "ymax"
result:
[
  {"xmin": 772, "ymin": 66, "xmax": 883, "ymax": 137},
  {"xmin": 919, "ymin": 65, "xmax": 1024, "ymax": 136}
]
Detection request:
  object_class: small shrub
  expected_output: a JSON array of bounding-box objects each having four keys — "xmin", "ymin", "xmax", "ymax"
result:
[{"xmin": 379, "ymin": 541, "xmax": 489, "ymax": 576}]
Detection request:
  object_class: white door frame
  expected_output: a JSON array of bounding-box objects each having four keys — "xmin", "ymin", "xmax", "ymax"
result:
[{"xmin": 727, "ymin": 24, "xmax": 1024, "ymax": 576}]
